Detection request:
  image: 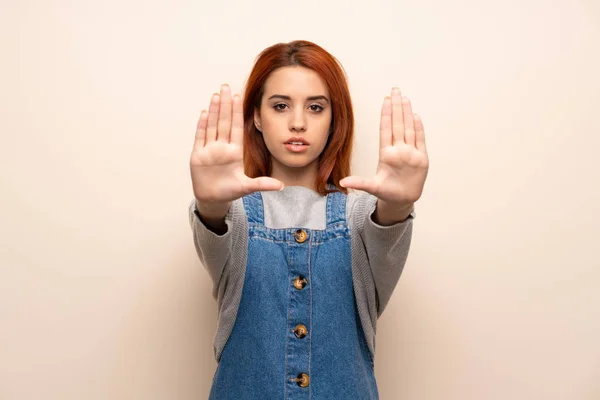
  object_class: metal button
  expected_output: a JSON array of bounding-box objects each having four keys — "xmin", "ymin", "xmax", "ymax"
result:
[
  {"xmin": 293, "ymin": 229, "xmax": 308, "ymax": 243},
  {"xmin": 296, "ymin": 373, "xmax": 310, "ymax": 388},
  {"xmin": 293, "ymin": 276, "xmax": 307, "ymax": 290},
  {"xmin": 293, "ymin": 324, "xmax": 308, "ymax": 339}
]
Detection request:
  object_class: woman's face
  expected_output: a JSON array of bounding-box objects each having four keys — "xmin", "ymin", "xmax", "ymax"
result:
[{"xmin": 254, "ymin": 66, "xmax": 332, "ymax": 171}]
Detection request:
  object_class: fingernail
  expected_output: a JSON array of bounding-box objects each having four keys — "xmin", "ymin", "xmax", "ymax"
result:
[
  {"xmin": 392, "ymin": 87, "xmax": 400, "ymax": 94},
  {"xmin": 402, "ymin": 96, "xmax": 409, "ymax": 103},
  {"xmin": 212, "ymin": 94, "xmax": 220, "ymax": 101}
]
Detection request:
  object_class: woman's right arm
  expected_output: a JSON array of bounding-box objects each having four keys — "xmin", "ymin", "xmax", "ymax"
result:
[
  {"xmin": 188, "ymin": 198, "xmax": 246, "ymax": 295},
  {"xmin": 189, "ymin": 84, "xmax": 282, "ymax": 287},
  {"xmin": 190, "ymin": 84, "xmax": 282, "ymax": 229}
]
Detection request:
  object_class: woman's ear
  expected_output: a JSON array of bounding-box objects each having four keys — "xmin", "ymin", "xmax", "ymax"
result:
[{"xmin": 254, "ymin": 108, "xmax": 262, "ymax": 132}]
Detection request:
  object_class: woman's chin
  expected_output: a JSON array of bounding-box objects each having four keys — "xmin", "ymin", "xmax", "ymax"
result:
[{"xmin": 273, "ymin": 155, "xmax": 318, "ymax": 170}]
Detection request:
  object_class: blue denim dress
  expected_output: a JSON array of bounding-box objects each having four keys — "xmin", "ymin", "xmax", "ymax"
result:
[{"xmin": 209, "ymin": 189, "xmax": 378, "ymax": 399}]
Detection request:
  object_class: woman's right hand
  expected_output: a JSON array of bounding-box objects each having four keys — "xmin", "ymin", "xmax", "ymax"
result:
[{"xmin": 190, "ymin": 84, "xmax": 284, "ymax": 206}]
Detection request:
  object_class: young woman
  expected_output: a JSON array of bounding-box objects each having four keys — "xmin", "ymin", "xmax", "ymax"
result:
[{"xmin": 189, "ymin": 40, "xmax": 429, "ymax": 399}]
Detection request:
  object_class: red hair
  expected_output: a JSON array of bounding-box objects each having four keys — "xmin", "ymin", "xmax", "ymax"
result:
[{"xmin": 242, "ymin": 40, "xmax": 354, "ymax": 196}]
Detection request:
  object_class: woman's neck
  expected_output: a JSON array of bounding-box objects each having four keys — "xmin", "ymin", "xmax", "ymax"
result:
[{"xmin": 270, "ymin": 158, "xmax": 319, "ymax": 191}]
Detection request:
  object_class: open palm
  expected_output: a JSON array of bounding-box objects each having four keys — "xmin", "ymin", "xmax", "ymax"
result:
[
  {"xmin": 340, "ymin": 88, "xmax": 429, "ymax": 205},
  {"xmin": 190, "ymin": 85, "xmax": 283, "ymax": 204}
]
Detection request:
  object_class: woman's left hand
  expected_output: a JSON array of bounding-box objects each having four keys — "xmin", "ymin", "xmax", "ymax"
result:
[{"xmin": 340, "ymin": 87, "xmax": 429, "ymax": 208}]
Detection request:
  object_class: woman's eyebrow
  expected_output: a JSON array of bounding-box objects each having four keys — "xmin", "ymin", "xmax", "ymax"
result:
[{"xmin": 267, "ymin": 94, "xmax": 329, "ymax": 103}]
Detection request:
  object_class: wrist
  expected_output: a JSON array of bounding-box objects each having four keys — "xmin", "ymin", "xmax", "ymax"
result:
[
  {"xmin": 373, "ymin": 200, "xmax": 414, "ymax": 226},
  {"xmin": 194, "ymin": 199, "xmax": 231, "ymax": 233},
  {"xmin": 196, "ymin": 199, "xmax": 231, "ymax": 217}
]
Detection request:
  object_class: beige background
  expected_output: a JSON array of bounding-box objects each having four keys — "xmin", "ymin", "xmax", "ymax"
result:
[{"xmin": 1, "ymin": 0, "xmax": 599, "ymax": 399}]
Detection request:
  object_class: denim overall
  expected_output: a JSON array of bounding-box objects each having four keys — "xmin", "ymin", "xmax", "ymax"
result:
[{"xmin": 209, "ymin": 189, "xmax": 378, "ymax": 399}]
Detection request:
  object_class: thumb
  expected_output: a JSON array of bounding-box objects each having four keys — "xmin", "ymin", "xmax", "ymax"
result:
[
  {"xmin": 339, "ymin": 176, "xmax": 378, "ymax": 195},
  {"xmin": 242, "ymin": 176, "xmax": 285, "ymax": 195}
]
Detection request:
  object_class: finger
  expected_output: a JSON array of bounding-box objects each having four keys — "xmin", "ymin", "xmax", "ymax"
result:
[
  {"xmin": 402, "ymin": 96, "xmax": 415, "ymax": 146},
  {"xmin": 194, "ymin": 110, "xmax": 208, "ymax": 149},
  {"xmin": 379, "ymin": 96, "xmax": 392, "ymax": 148},
  {"xmin": 230, "ymin": 94, "xmax": 244, "ymax": 145},
  {"xmin": 242, "ymin": 176, "xmax": 285, "ymax": 194},
  {"xmin": 217, "ymin": 84, "xmax": 232, "ymax": 142},
  {"xmin": 206, "ymin": 93, "xmax": 220, "ymax": 143},
  {"xmin": 391, "ymin": 87, "xmax": 404, "ymax": 145},
  {"xmin": 414, "ymin": 113, "xmax": 427, "ymax": 153},
  {"xmin": 339, "ymin": 176, "xmax": 378, "ymax": 196}
]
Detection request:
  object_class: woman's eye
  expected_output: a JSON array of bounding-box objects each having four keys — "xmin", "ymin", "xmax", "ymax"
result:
[{"xmin": 273, "ymin": 103, "xmax": 324, "ymax": 112}]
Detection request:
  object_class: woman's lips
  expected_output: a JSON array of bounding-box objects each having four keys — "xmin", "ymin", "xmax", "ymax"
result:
[
  {"xmin": 284, "ymin": 137, "xmax": 309, "ymax": 153},
  {"xmin": 284, "ymin": 142, "xmax": 309, "ymax": 153}
]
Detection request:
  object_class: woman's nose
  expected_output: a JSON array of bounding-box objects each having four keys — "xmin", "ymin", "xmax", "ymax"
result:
[{"xmin": 289, "ymin": 110, "xmax": 306, "ymax": 132}]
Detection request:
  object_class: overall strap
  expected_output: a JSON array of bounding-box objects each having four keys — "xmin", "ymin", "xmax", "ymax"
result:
[
  {"xmin": 242, "ymin": 191, "xmax": 265, "ymax": 225},
  {"xmin": 325, "ymin": 186, "xmax": 347, "ymax": 227}
]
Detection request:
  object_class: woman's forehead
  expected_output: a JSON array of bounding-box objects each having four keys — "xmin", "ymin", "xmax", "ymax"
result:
[{"xmin": 263, "ymin": 66, "xmax": 329, "ymax": 98}]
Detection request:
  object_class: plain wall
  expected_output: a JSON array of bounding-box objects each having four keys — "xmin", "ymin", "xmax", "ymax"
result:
[{"xmin": 1, "ymin": 0, "xmax": 599, "ymax": 399}]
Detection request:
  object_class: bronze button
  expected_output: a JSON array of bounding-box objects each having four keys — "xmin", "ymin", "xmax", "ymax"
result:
[
  {"xmin": 293, "ymin": 229, "xmax": 308, "ymax": 243},
  {"xmin": 293, "ymin": 275, "xmax": 307, "ymax": 290},
  {"xmin": 296, "ymin": 373, "xmax": 310, "ymax": 388},
  {"xmin": 293, "ymin": 324, "xmax": 308, "ymax": 339}
]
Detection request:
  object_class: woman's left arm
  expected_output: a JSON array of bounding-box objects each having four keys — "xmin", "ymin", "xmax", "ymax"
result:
[{"xmin": 340, "ymin": 87, "xmax": 429, "ymax": 220}]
